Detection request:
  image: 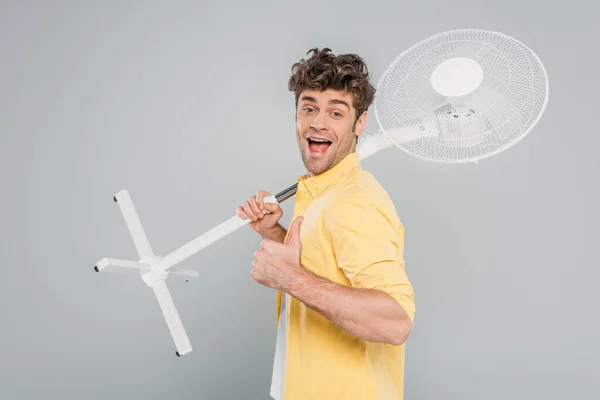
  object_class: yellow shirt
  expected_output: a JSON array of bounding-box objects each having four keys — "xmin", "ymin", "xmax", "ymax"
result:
[{"xmin": 276, "ymin": 151, "xmax": 416, "ymax": 400}]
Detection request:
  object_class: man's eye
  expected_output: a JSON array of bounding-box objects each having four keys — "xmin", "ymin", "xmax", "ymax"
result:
[{"xmin": 333, "ymin": 112, "xmax": 342, "ymax": 117}]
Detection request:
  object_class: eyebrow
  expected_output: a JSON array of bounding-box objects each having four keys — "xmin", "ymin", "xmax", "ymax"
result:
[{"xmin": 299, "ymin": 95, "xmax": 350, "ymax": 109}]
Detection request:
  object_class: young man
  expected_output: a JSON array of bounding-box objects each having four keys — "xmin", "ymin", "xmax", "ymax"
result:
[{"xmin": 237, "ymin": 48, "xmax": 416, "ymax": 400}]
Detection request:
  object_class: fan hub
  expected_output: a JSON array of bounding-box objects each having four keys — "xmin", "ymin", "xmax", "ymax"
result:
[
  {"xmin": 431, "ymin": 57, "xmax": 483, "ymax": 97},
  {"xmin": 443, "ymin": 107, "xmax": 476, "ymax": 120}
]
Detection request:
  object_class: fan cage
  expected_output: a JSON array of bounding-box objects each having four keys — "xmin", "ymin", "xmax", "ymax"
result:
[{"xmin": 373, "ymin": 29, "xmax": 549, "ymax": 163}]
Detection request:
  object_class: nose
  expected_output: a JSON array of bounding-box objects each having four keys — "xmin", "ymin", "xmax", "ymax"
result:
[{"xmin": 310, "ymin": 110, "xmax": 328, "ymax": 131}]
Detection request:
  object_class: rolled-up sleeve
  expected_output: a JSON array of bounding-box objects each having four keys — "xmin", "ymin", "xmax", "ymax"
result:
[{"xmin": 325, "ymin": 194, "xmax": 415, "ymax": 322}]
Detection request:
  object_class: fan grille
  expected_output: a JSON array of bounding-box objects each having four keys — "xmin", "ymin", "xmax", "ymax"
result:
[{"xmin": 374, "ymin": 29, "xmax": 549, "ymax": 163}]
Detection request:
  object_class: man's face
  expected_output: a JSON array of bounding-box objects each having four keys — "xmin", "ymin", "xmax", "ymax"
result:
[{"xmin": 295, "ymin": 89, "xmax": 366, "ymax": 176}]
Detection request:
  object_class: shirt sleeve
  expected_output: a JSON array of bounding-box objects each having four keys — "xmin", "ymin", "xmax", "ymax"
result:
[{"xmin": 325, "ymin": 193, "xmax": 415, "ymax": 322}]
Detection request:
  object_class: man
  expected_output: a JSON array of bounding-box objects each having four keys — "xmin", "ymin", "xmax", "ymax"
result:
[{"xmin": 236, "ymin": 48, "xmax": 416, "ymax": 400}]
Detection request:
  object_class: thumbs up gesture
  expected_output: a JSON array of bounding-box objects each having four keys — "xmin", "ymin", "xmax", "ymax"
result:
[{"xmin": 251, "ymin": 216, "xmax": 306, "ymax": 291}]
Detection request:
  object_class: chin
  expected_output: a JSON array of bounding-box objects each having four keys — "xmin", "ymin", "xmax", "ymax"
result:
[
  {"xmin": 307, "ymin": 165, "xmax": 328, "ymax": 176},
  {"xmin": 303, "ymin": 155, "xmax": 333, "ymax": 176}
]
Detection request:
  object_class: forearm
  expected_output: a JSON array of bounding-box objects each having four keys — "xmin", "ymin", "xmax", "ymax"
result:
[
  {"xmin": 259, "ymin": 223, "xmax": 287, "ymax": 243},
  {"xmin": 286, "ymin": 270, "xmax": 412, "ymax": 345}
]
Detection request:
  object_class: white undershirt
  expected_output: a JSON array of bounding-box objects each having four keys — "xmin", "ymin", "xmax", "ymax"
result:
[{"xmin": 269, "ymin": 292, "xmax": 289, "ymax": 400}]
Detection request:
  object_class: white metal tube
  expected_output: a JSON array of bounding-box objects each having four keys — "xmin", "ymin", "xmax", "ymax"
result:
[
  {"xmin": 151, "ymin": 279, "xmax": 193, "ymax": 356},
  {"xmin": 114, "ymin": 190, "xmax": 155, "ymax": 260},
  {"xmin": 95, "ymin": 257, "xmax": 150, "ymax": 274},
  {"xmin": 160, "ymin": 196, "xmax": 278, "ymax": 271}
]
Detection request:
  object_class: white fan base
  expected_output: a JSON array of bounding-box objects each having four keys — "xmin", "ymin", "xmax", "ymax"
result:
[
  {"xmin": 94, "ymin": 190, "xmax": 199, "ymax": 357},
  {"xmin": 431, "ymin": 57, "xmax": 483, "ymax": 97},
  {"xmin": 94, "ymin": 188, "xmax": 281, "ymax": 357}
]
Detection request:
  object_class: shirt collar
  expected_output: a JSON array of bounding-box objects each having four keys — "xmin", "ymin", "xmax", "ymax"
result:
[{"xmin": 296, "ymin": 152, "xmax": 360, "ymax": 198}]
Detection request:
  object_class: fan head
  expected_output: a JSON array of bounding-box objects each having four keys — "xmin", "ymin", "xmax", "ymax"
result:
[{"xmin": 374, "ymin": 29, "xmax": 549, "ymax": 163}]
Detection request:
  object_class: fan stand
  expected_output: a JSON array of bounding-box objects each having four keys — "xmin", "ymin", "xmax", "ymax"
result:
[{"xmin": 94, "ymin": 190, "xmax": 199, "ymax": 357}]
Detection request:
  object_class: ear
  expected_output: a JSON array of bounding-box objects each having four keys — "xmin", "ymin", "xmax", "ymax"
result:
[{"xmin": 354, "ymin": 111, "xmax": 367, "ymax": 138}]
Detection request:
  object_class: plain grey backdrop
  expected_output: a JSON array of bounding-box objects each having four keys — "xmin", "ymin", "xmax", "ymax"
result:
[{"xmin": 1, "ymin": 0, "xmax": 598, "ymax": 399}]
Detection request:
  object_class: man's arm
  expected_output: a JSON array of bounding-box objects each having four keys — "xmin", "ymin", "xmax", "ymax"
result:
[
  {"xmin": 260, "ymin": 223, "xmax": 287, "ymax": 243},
  {"xmin": 286, "ymin": 268, "xmax": 412, "ymax": 345},
  {"xmin": 288, "ymin": 194, "xmax": 415, "ymax": 346}
]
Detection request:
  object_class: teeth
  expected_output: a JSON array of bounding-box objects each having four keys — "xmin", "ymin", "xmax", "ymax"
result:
[{"xmin": 309, "ymin": 138, "xmax": 329, "ymax": 142}]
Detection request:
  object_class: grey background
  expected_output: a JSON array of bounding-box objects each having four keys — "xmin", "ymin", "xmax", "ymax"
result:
[{"xmin": 1, "ymin": 0, "xmax": 598, "ymax": 399}]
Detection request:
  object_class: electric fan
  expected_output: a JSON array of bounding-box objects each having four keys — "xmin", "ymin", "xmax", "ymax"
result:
[{"xmin": 94, "ymin": 29, "xmax": 549, "ymax": 356}]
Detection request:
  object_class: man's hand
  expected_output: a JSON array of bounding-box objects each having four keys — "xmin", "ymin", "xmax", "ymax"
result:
[
  {"xmin": 251, "ymin": 216, "xmax": 307, "ymax": 291},
  {"xmin": 237, "ymin": 190, "xmax": 286, "ymax": 242}
]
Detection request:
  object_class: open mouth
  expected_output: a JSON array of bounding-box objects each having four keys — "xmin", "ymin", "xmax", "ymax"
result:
[{"xmin": 307, "ymin": 138, "xmax": 332, "ymax": 154}]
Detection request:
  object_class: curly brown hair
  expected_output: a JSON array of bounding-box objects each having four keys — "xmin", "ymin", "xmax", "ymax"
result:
[{"xmin": 288, "ymin": 48, "xmax": 376, "ymax": 125}]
